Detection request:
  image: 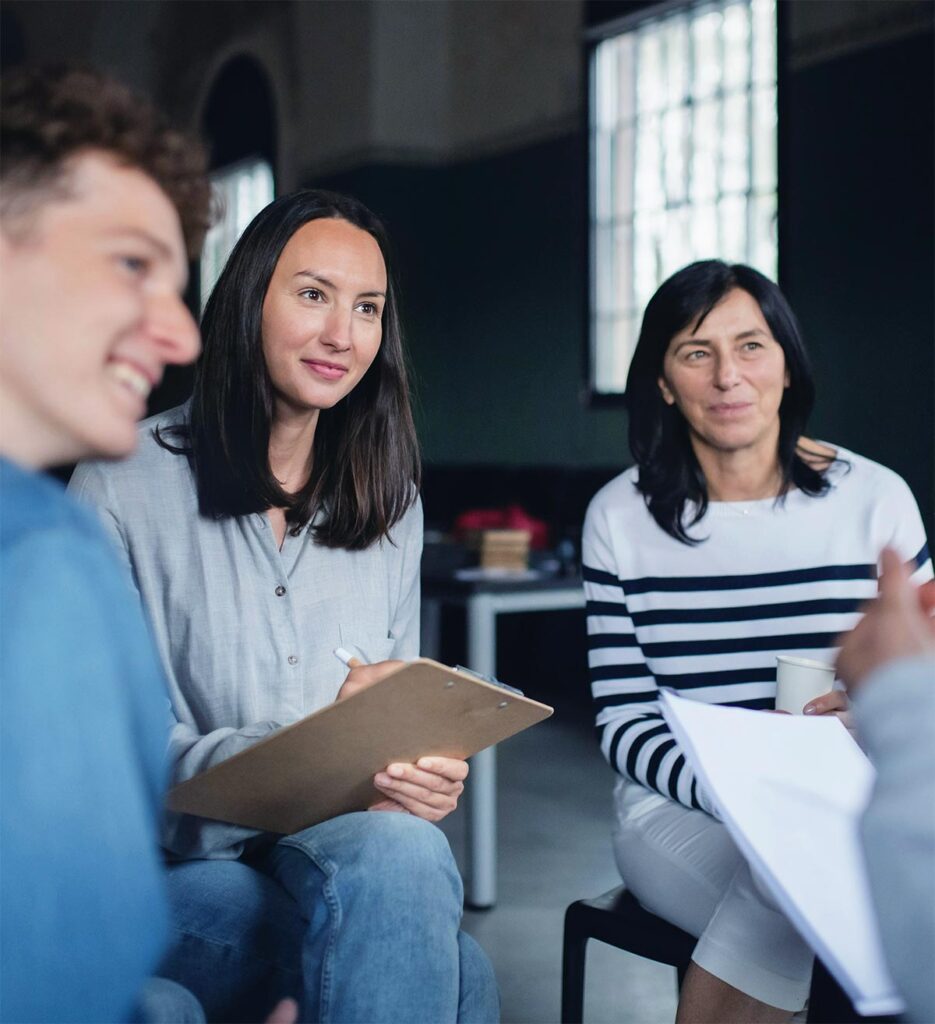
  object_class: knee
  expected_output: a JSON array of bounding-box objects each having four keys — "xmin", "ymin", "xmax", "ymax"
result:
[
  {"xmin": 317, "ymin": 812, "xmax": 463, "ymax": 917},
  {"xmin": 277, "ymin": 813, "xmax": 465, "ymax": 951},
  {"xmin": 134, "ymin": 978, "xmax": 205, "ymax": 1024},
  {"xmin": 349, "ymin": 813, "xmax": 461, "ymax": 896}
]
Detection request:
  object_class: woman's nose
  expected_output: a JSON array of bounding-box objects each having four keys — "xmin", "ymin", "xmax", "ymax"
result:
[
  {"xmin": 321, "ymin": 306, "xmax": 353, "ymax": 350},
  {"xmin": 713, "ymin": 353, "xmax": 741, "ymax": 389}
]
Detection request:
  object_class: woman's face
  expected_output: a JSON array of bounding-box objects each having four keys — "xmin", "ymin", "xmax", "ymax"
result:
[
  {"xmin": 658, "ymin": 288, "xmax": 789, "ymax": 463},
  {"xmin": 261, "ymin": 217, "xmax": 387, "ymax": 420}
]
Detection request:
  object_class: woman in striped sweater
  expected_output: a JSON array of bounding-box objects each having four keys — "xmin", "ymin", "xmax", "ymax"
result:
[{"xmin": 582, "ymin": 260, "xmax": 931, "ymax": 1023}]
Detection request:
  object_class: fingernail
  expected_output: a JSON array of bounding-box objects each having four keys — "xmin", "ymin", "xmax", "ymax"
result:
[
  {"xmin": 375, "ymin": 772, "xmax": 390, "ymax": 785},
  {"xmin": 417, "ymin": 758, "xmax": 434, "ymax": 770},
  {"xmin": 388, "ymin": 764, "xmax": 404, "ymax": 778},
  {"xmin": 803, "ymin": 704, "xmax": 817, "ymax": 715}
]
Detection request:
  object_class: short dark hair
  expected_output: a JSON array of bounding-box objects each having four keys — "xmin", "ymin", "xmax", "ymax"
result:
[
  {"xmin": 0, "ymin": 65, "xmax": 211, "ymax": 258},
  {"xmin": 626, "ymin": 259, "xmax": 833, "ymax": 544},
  {"xmin": 158, "ymin": 189, "xmax": 421, "ymax": 551}
]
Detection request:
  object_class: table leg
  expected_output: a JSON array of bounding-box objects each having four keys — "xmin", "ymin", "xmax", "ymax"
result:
[
  {"xmin": 465, "ymin": 594, "xmax": 497, "ymax": 909},
  {"xmin": 420, "ymin": 596, "xmax": 442, "ymax": 662}
]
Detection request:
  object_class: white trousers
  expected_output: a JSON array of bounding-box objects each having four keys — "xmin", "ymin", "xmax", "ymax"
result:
[{"xmin": 612, "ymin": 779, "xmax": 813, "ymax": 1012}]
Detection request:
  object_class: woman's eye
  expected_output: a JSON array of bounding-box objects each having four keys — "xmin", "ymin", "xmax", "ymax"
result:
[
  {"xmin": 299, "ymin": 288, "xmax": 324, "ymax": 302},
  {"xmin": 119, "ymin": 255, "xmax": 149, "ymax": 276},
  {"xmin": 356, "ymin": 301, "xmax": 379, "ymax": 316},
  {"xmin": 742, "ymin": 341, "xmax": 764, "ymax": 353},
  {"xmin": 685, "ymin": 349, "xmax": 708, "ymax": 361}
]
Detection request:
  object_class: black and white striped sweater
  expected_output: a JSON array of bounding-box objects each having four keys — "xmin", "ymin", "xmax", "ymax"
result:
[{"xmin": 582, "ymin": 447, "xmax": 932, "ymax": 812}]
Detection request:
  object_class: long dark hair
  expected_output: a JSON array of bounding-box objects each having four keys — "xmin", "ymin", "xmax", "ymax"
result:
[
  {"xmin": 626, "ymin": 260, "xmax": 834, "ymax": 544},
  {"xmin": 157, "ymin": 189, "xmax": 420, "ymax": 550}
]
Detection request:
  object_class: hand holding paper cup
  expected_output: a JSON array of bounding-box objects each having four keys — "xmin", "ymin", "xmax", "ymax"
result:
[{"xmin": 775, "ymin": 655, "xmax": 836, "ymax": 714}]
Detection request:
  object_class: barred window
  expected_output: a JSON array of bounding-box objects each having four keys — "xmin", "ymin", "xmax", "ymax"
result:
[
  {"xmin": 589, "ymin": 0, "xmax": 777, "ymax": 394},
  {"xmin": 199, "ymin": 157, "xmax": 275, "ymax": 311}
]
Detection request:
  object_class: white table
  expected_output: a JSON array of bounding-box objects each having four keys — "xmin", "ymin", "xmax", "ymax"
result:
[{"xmin": 421, "ymin": 576, "xmax": 585, "ymax": 908}]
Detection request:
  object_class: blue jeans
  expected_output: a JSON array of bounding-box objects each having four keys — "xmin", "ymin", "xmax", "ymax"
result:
[
  {"xmin": 133, "ymin": 979, "xmax": 205, "ymax": 1024},
  {"xmin": 160, "ymin": 813, "xmax": 499, "ymax": 1023}
]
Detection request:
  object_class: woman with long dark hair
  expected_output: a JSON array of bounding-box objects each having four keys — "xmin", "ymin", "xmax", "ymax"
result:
[
  {"xmin": 583, "ymin": 260, "xmax": 931, "ymax": 1023},
  {"xmin": 72, "ymin": 190, "xmax": 498, "ymax": 1023}
]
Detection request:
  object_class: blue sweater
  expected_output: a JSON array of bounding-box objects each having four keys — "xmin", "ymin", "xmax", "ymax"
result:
[{"xmin": 0, "ymin": 459, "xmax": 169, "ymax": 1023}]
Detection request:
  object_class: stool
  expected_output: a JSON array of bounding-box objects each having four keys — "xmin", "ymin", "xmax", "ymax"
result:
[{"xmin": 561, "ymin": 885, "xmax": 696, "ymax": 1023}]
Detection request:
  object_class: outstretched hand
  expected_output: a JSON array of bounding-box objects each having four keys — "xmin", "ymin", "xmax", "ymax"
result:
[{"xmin": 836, "ymin": 547, "xmax": 935, "ymax": 692}]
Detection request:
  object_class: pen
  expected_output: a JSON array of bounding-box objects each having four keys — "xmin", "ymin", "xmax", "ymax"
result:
[{"xmin": 334, "ymin": 646, "xmax": 364, "ymax": 669}]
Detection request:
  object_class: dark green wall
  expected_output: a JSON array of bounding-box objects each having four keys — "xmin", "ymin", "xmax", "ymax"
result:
[
  {"xmin": 316, "ymin": 136, "xmax": 633, "ymax": 473},
  {"xmin": 782, "ymin": 30, "xmax": 934, "ymax": 534},
  {"xmin": 319, "ymin": 27, "xmax": 934, "ymax": 535}
]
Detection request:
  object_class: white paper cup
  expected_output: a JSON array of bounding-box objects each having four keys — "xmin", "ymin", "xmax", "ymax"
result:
[{"xmin": 774, "ymin": 656, "xmax": 836, "ymax": 714}]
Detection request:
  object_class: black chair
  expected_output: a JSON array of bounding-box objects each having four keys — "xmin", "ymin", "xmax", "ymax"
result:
[
  {"xmin": 561, "ymin": 886, "xmax": 695, "ymax": 1023},
  {"xmin": 807, "ymin": 960, "xmax": 901, "ymax": 1024},
  {"xmin": 562, "ymin": 887, "xmax": 902, "ymax": 1024}
]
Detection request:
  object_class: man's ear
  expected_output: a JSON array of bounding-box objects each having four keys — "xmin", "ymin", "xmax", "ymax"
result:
[{"xmin": 658, "ymin": 376, "xmax": 675, "ymax": 405}]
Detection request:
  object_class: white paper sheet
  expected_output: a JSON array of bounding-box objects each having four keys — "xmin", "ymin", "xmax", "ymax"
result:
[{"xmin": 659, "ymin": 690, "xmax": 904, "ymax": 1017}]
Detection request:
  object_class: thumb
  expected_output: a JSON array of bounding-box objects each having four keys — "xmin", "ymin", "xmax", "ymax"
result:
[
  {"xmin": 265, "ymin": 998, "xmax": 299, "ymax": 1024},
  {"xmin": 877, "ymin": 547, "xmax": 912, "ymax": 605}
]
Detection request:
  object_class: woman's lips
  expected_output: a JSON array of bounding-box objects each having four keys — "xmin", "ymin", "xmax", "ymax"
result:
[
  {"xmin": 708, "ymin": 402, "xmax": 753, "ymax": 416},
  {"xmin": 303, "ymin": 359, "xmax": 348, "ymax": 381}
]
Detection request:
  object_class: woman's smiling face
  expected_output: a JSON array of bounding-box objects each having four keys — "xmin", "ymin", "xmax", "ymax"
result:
[
  {"xmin": 260, "ymin": 216, "xmax": 387, "ymax": 421},
  {"xmin": 658, "ymin": 287, "xmax": 790, "ymax": 463}
]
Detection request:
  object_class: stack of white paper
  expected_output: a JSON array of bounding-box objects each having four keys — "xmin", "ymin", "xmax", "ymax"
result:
[{"xmin": 659, "ymin": 690, "xmax": 903, "ymax": 1017}]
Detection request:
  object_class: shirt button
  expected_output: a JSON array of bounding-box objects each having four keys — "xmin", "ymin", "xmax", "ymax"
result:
[
  {"xmin": 287, "ymin": 655, "xmax": 298, "ymax": 665},
  {"xmin": 275, "ymin": 585, "xmax": 286, "ymax": 597}
]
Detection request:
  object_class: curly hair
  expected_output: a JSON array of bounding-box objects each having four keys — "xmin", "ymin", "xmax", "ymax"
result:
[{"xmin": 1, "ymin": 65, "xmax": 211, "ymax": 258}]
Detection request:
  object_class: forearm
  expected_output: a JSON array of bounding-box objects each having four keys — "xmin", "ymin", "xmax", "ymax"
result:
[
  {"xmin": 162, "ymin": 719, "xmax": 282, "ymax": 859},
  {"xmin": 853, "ymin": 655, "xmax": 935, "ymax": 769},
  {"xmin": 598, "ymin": 708, "xmax": 716, "ymax": 814},
  {"xmin": 855, "ymin": 655, "xmax": 935, "ymax": 1023}
]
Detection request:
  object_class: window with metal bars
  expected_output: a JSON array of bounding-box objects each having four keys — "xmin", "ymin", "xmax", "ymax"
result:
[
  {"xmin": 589, "ymin": 0, "xmax": 777, "ymax": 395},
  {"xmin": 199, "ymin": 157, "xmax": 275, "ymax": 312}
]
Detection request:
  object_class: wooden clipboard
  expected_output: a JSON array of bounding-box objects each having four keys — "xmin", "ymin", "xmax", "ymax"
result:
[{"xmin": 166, "ymin": 658, "xmax": 553, "ymax": 834}]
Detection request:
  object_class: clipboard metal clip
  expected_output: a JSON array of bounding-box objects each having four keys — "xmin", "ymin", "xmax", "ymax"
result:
[{"xmin": 452, "ymin": 665, "xmax": 525, "ymax": 697}]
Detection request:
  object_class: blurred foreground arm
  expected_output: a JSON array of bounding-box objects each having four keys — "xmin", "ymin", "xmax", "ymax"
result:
[
  {"xmin": 837, "ymin": 548, "xmax": 935, "ymax": 1023},
  {"xmin": 836, "ymin": 547, "xmax": 934, "ymax": 690}
]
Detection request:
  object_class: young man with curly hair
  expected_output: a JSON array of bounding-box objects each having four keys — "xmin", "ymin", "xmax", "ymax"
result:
[{"xmin": 0, "ymin": 65, "xmax": 210, "ymax": 1022}]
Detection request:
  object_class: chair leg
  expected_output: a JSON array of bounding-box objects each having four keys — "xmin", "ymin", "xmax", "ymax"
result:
[{"xmin": 561, "ymin": 924, "xmax": 588, "ymax": 1024}]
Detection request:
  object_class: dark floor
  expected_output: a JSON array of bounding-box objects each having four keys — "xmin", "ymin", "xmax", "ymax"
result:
[{"xmin": 439, "ymin": 712, "xmax": 679, "ymax": 1024}]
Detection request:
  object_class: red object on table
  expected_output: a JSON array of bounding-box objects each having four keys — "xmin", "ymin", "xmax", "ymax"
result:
[{"xmin": 453, "ymin": 504, "xmax": 549, "ymax": 550}]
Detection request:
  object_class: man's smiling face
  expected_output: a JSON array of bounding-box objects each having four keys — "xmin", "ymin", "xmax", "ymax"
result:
[{"xmin": 0, "ymin": 150, "xmax": 200, "ymax": 466}]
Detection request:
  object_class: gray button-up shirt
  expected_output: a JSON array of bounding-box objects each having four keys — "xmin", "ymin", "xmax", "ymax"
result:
[{"xmin": 70, "ymin": 405, "xmax": 422, "ymax": 858}]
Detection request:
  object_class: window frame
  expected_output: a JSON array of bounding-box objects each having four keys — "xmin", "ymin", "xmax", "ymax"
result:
[
  {"xmin": 198, "ymin": 155, "xmax": 276, "ymax": 313},
  {"xmin": 583, "ymin": 0, "xmax": 784, "ymax": 406}
]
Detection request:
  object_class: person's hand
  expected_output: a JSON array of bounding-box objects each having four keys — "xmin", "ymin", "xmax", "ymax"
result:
[
  {"xmin": 336, "ymin": 659, "xmax": 405, "ymax": 701},
  {"xmin": 802, "ymin": 688, "xmax": 852, "ymax": 732},
  {"xmin": 265, "ymin": 998, "xmax": 298, "ymax": 1024},
  {"xmin": 836, "ymin": 547, "xmax": 935, "ymax": 692},
  {"xmin": 369, "ymin": 756, "xmax": 469, "ymax": 822}
]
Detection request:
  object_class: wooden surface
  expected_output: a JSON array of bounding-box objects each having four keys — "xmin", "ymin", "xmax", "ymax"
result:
[{"xmin": 167, "ymin": 658, "xmax": 553, "ymax": 834}]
